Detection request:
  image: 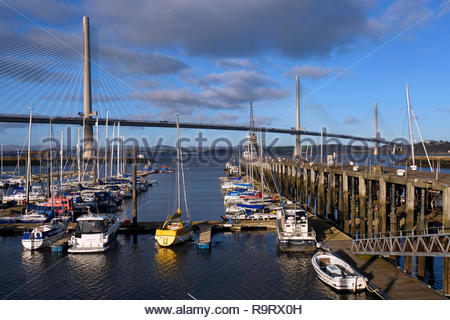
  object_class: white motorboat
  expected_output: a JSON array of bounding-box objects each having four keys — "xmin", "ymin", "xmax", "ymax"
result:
[
  {"xmin": 68, "ymin": 214, "xmax": 120, "ymax": 253},
  {"xmin": 311, "ymin": 252, "xmax": 367, "ymax": 292},
  {"xmin": 276, "ymin": 208, "xmax": 316, "ymax": 252},
  {"xmin": 22, "ymin": 219, "xmax": 67, "ymax": 250}
]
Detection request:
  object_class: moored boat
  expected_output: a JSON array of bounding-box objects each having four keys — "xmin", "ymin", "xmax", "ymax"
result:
[
  {"xmin": 311, "ymin": 252, "xmax": 367, "ymax": 292},
  {"xmin": 68, "ymin": 214, "xmax": 120, "ymax": 253},
  {"xmin": 276, "ymin": 208, "xmax": 316, "ymax": 252},
  {"xmin": 155, "ymin": 114, "xmax": 193, "ymax": 247},
  {"xmin": 22, "ymin": 218, "xmax": 67, "ymax": 250}
]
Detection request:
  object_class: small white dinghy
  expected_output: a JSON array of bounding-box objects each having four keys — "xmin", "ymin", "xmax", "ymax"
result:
[{"xmin": 311, "ymin": 252, "xmax": 367, "ymax": 292}]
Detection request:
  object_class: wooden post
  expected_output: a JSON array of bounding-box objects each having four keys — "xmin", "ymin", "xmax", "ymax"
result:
[
  {"xmin": 404, "ymin": 182, "xmax": 415, "ymax": 274},
  {"xmin": 417, "ymin": 188, "xmax": 426, "ymax": 279},
  {"xmin": 367, "ymin": 180, "xmax": 373, "ymax": 237},
  {"xmin": 303, "ymin": 167, "xmax": 308, "ymax": 206},
  {"xmin": 132, "ymin": 163, "xmax": 137, "ymax": 227},
  {"xmin": 390, "ymin": 184, "xmax": 397, "ymax": 235},
  {"xmin": 338, "ymin": 174, "xmax": 344, "ymax": 228},
  {"xmin": 318, "ymin": 171, "xmax": 326, "ymax": 216},
  {"xmin": 351, "ymin": 176, "xmax": 356, "ymax": 236},
  {"xmin": 343, "ymin": 173, "xmax": 349, "ymax": 233},
  {"xmin": 359, "ymin": 176, "xmax": 367, "ymax": 237},
  {"xmin": 310, "ymin": 169, "xmax": 316, "ymax": 214},
  {"xmin": 442, "ymin": 187, "xmax": 450, "ymax": 294},
  {"xmin": 327, "ymin": 173, "xmax": 335, "ymax": 221},
  {"xmin": 379, "ymin": 178, "xmax": 387, "ymax": 234}
]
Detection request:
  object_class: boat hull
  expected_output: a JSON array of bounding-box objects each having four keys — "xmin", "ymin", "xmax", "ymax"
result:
[
  {"xmin": 311, "ymin": 252, "xmax": 367, "ymax": 292},
  {"xmin": 22, "ymin": 230, "xmax": 66, "ymax": 250},
  {"xmin": 278, "ymin": 239, "xmax": 316, "ymax": 252},
  {"xmin": 155, "ymin": 230, "xmax": 192, "ymax": 247}
]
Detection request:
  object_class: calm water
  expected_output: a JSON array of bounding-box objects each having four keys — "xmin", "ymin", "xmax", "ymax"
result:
[{"xmin": 0, "ymin": 163, "xmax": 376, "ymax": 300}]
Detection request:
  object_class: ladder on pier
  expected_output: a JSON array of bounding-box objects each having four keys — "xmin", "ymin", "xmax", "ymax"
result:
[{"xmin": 351, "ymin": 227, "xmax": 450, "ymax": 257}]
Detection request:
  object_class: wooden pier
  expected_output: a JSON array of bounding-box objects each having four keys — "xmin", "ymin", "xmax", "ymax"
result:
[{"xmin": 250, "ymin": 159, "xmax": 450, "ymax": 296}]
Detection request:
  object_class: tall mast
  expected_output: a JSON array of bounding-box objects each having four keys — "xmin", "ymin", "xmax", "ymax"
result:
[
  {"xmin": 104, "ymin": 110, "xmax": 109, "ymax": 179},
  {"xmin": 294, "ymin": 75, "xmax": 301, "ymax": 158},
  {"xmin": 406, "ymin": 85, "xmax": 416, "ymax": 168},
  {"xmin": 110, "ymin": 123, "xmax": 115, "ymax": 177},
  {"xmin": 96, "ymin": 118, "xmax": 99, "ymax": 180},
  {"xmin": 77, "ymin": 126, "xmax": 81, "ymax": 182},
  {"xmin": 176, "ymin": 114, "xmax": 181, "ymax": 210},
  {"xmin": 374, "ymin": 102, "xmax": 378, "ymax": 156},
  {"xmin": 1, "ymin": 144, "xmax": 3, "ymax": 175},
  {"xmin": 49, "ymin": 120, "xmax": 54, "ymax": 210},
  {"xmin": 25, "ymin": 109, "xmax": 32, "ymax": 211},
  {"xmin": 60, "ymin": 130, "xmax": 63, "ymax": 196},
  {"xmin": 16, "ymin": 149, "xmax": 19, "ymax": 177},
  {"xmin": 259, "ymin": 133, "xmax": 264, "ymax": 205},
  {"xmin": 117, "ymin": 122, "xmax": 120, "ymax": 177}
]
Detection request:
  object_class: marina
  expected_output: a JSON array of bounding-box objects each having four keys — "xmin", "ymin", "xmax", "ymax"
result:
[{"xmin": 0, "ymin": 3, "xmax": 450, "ymax": 314}]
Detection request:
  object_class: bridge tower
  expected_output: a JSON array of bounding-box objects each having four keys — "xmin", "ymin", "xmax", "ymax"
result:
[{"xmin": 82, "ymin": 16, "xmax": 95, "ymax": 159}]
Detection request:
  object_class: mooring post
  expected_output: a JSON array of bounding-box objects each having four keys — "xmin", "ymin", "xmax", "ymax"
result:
[
  {"xmin": 359, "ymin": 176, "xmax": 367, "ymax": 237},
  {"xmin": 338, "ymin": 174, "xmax": 343, "ymax": 227},
  {"xmin": 442, "ymin": 187, "xmax": 450, "ymax": 294},
  {"xmin": 379, "ymin": 178, "xmax": 387, "ymax": 234},
  {"xmin": 404, "ymin": 182, "xmax": 415, "ymax": 274},
  {"xmin": 132, "ymin": 163, "xmax": 137, "ymax": 228},
  {"xmin": 310, "ymin": 169, "xmax": 316, "ymax": 213},
  {"xmin": 417, "ymin": 188, "xmax": 426, "ymax": 278},
  {"xmin": 351, "ymin": 176, "xmax": 356, "ymax": 236}
]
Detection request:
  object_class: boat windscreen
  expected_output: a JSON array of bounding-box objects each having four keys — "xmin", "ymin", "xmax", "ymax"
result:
[{"xmin": 77, "ymin": 220, "xmax": 107, "ymax": 233}]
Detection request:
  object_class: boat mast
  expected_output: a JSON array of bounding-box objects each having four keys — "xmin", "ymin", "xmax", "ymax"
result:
[
  {"xmin": 105, "ymin": 110, "xmax": 109, "ymax": 179},
  {"xmin": 60, "ymin": 130, "xmax": 63, "ymax": 196},
  {"xmin": 259, "ymin": 133, "xmax": 264, "ymax": 205},
  {"xmin": 176, "ymin": 114, "xmax": 181, "ymax": 211},
  {"xmin": 94, "ymin": 117, "xmax": 100, "ymax": 183},
  {"xmin": 110, "ymin": 123, "xmax": 115, "ymax": 177},
  {"xmin": 117, "ymin": 122, "xmax": 120, "ymax": 177},
  {"xmin": 16, "ymin": 148, "xmax": 19, "ymax": 177},
  {"xmin": 25, "ymin": 109, "xmax": 32, "ymax": 212},
  {"xmin": 177, "ymin": 115, "xmax": 190, "ymax": 222},
  {"xmin": 1, "ymin": 144, "xmax": 3, "ymax": 175},
  {"xmin": 406, "ymin": 85, "xmax": 416, "ymax": 169},
  {"xmin": 49, "ymin": 120, "xmax": 54, "ymax": 211},
  {"xmin": 77, "ymin": 126, "xmax": 81, "ymax": 183}
]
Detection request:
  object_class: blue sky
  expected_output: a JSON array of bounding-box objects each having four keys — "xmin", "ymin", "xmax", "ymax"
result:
[{"xmin": 0, "ymin": 0, "xmax": 449, "ymax": 148}]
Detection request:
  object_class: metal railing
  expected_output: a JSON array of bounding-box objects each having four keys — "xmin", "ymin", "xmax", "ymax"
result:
[{"xmin": 351, "ymin": 226, "xmax": 450, "ymax": 257}]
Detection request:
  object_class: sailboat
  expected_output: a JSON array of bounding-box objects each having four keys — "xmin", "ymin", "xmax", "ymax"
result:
[
  {"xmin": 21, "ymin": 116, "xmax": 67, "ymax": 249},
  {"xmin": 155, "ymin": 114, "xmax": 193, "ymax": 247}
]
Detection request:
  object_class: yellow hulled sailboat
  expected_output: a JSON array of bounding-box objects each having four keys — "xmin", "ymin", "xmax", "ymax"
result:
[{"xmin": 155, "ymin": 114, "xmax": 192, "ymax": 247}]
